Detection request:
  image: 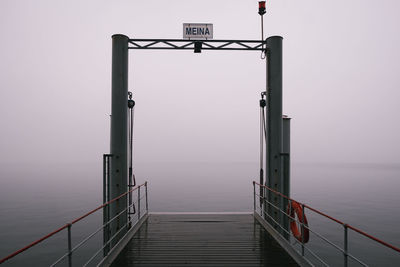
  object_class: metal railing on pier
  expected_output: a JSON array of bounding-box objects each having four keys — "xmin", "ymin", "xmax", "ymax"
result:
[
  {"xmin": 253, "ymin": 181, "xmax": 400, "ymax": 266},
  {"xmin": 0, "ymin": 182, "xmax": 148, "ymax": 266}
]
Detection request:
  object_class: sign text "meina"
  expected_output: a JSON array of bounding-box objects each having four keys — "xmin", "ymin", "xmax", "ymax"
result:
[
  {"xmin": 185, "ymin": 27, "xmax": 211, "ymax": 36},
  {"xmin": 183, "ymin": 23, "xmax": 213, "ymax": 40}
]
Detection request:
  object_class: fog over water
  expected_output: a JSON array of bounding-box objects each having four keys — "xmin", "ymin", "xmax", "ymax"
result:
[
  {"xmin": 1, "ymin": 0, "xmax": 400, "ymax": 265},
  {"xmin": 1, "ymin": 0, "xmax": 400, "ymax": 168}
]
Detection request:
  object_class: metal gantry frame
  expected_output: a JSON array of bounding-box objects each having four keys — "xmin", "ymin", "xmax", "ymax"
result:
[
  {"xmin": 108, "ymin": 34, "xmax": 288, "ymax": 247},
  {"xmin": 128, "ymin": 39, "xmax": 266, "ymax": 51}
]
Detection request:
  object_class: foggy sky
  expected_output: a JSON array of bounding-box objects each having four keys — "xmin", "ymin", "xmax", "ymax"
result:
[{"xmin": 1, "ymin": 0, "xmax": 400, "ymax": 170}]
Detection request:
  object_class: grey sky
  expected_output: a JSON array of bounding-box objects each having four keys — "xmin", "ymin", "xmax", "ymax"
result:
[{"xmin": 1, "ymin": 0, "xmax": 400, "ymax": 169}]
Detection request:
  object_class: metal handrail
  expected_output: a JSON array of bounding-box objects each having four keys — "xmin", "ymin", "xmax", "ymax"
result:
[
  {"xmin": 82, "ymin": 205, "xmax": 148, "ymax": 267},
  {"xmin": 255, "ymin": 193, "xmax": 331, "ymax": 266},
  {"xmin": 257, "ymin": 197, "xmax": 331, "ymax": 266},
  {"xmin": 0, "ymin": 182, "xmax": 148, "ymax": 265},
  {"xmin": 253, "ymin": 181, "xmax": 400, "ymax": 266},
  {"xmin": 254, "ymin": 181, "xmax": 400, "ymax": 253},
  {"xmin": 50, "ymin": 199, "xmax": 139, "ymax": 267}
]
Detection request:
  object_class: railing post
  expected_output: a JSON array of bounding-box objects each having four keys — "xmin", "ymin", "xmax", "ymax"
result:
[
  {"xmin": 280, "ymin": 192, "xmax": 288, "ymax": 240},
  {"xmin": 260, "ymin": 184, "xmax": 263, "ymax": 217},
  {"xmin": 67, "ymin": 224, "xmax": 72, "ymax": 267},
  {"xmin": 145, "ymin": 182, "xmax": 149, "ymax": 213},
  {"xmin": 253, "ymin": 181, "xmax": 256, "ymax": 212},
  {"xmin": 263, "ymin": 191, "xmax": 267, "ymax": 217},
  {"xmin": 344, "ymin": 224, "xmax": 348, "ymax": 267},
  {"xmin": 103, "ymin": 154, "xmax": 107, "ymax": 205},
  {"xmin": 301, "ymin": 204, "xmax": 305, "ymax": 256},
  {"xmin": 138, "ymin": 186, "xmax": 141, "ymax": 220}
]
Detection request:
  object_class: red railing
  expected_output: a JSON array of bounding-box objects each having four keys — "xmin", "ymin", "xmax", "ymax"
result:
[
  {"xmin": 253, "ymin": 181, "xmax": 400, "ymax": 254},
  {"xmin": 0, "ymin": 182, "xmax": 147, "ymax": 265}
]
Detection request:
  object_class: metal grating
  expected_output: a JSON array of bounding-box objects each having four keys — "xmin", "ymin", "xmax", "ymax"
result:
[{"xmin": 111, "ymin": 214, "xmax": 298, "ymax": 266}]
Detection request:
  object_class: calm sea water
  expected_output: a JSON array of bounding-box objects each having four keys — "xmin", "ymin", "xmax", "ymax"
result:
[{"xmin": 0, "ymin": 162, "xmax": 399, "ymax": 266}]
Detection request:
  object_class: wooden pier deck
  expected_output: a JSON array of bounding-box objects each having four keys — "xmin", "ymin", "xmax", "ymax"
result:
[{"xmin": 111, "ymin": 213, "xmax": 298, "ymax": 266}]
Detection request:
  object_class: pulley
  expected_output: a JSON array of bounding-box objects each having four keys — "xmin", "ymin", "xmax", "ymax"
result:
[
  {"xmin": 260, "ymin": 91, "xmax": 266, "ymax": 107},
  {"xmin": 128, "ymin": 99, "xmax": 135, "ymax": 108},
  {"xmin": 128, "ymin": 91, "xmax": 135, "ymax": 109}
]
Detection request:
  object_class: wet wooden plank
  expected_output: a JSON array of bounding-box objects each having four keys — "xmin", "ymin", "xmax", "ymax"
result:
[{"xmin": 111, "ymin": 213, "xmax": 298, "ymax": 266}]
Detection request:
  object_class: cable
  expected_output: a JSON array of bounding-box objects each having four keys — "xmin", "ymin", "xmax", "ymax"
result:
[
  {"xmin": 128, "ymin": 92, "xmax": 136, "ymax": 216},
  {"xmin": 128, "ymin": 92, "xmax": 136, "ymax": 188},
  {"xmin": 259, "ymin": 94, "xmax": 267, "ymax": 207},
  {"xmin": 260, "ymin": 106, "xmax": 263, "ymax": 176},
  {"xmin": 129, "ymin": 107, "xmax": 136, "ymax": 187}
]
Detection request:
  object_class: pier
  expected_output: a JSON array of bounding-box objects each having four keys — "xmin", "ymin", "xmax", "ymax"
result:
[
  {"xmin": 2, "ymin": 180, "xmax": 400, "ymax": 266},
  {"xmin": 111, "ymin": 213, "xmax": 297, "ymax": 267},
  {"xmin": 2, "ymin": 24, "xmax": 400, "ymax": 266}
]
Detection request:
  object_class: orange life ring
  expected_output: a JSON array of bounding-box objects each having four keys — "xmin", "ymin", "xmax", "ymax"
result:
[{"xmin": 287, "ymin": 200, "xmax": 309, "ymax": 243}]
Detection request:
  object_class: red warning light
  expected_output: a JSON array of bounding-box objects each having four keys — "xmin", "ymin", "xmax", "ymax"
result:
[{"xmin": 258, "ymin": 1, "xmax": 266, "ymax": 15}]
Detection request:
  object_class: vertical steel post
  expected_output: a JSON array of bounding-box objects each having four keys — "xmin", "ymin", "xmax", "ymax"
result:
[
  {"xmin": 253, "ymin": 181, "xmax": 256, "ymax": 212},
  {"xmin": 301, "ymin": 204, "xmax": 305, "ymax": 256},
  {"xmin": 138, "ymin": 186, "xmax": 141, "ymax": 220},
  {"xmin": 107, "ymin": 156, "xmax": 111, "ymax": 248},
  {"xmin": 282, "ymin": 116, "xmax": 291, "ymax": 239},
  {"xmin": 103, "ymin": 154, "xmax": 112, "ymax": 255},
  {"xmin": 102, "ymin": 155, "xmax": 107, "ymax": 256},
  {"xmin": 110, "ymin": 34, "xmax": 129, "ymax": 244},
  {"xmin": 103, "ymin": 155, "xmax": 107, "ymax": 204},
  {"xmin": 145, "ymin": 182, "xmax": 149, "ymax": 213},
  {"xmin": 266, "ymin": 36, "xmax": 283, "ymax": 230},
  {"xmin": 344, "ymin": 224, "xmax": 348, "ymax": 267},
  {"xmin": 67, "ymin": 224, "xmax": 72, "ymax": 267}
]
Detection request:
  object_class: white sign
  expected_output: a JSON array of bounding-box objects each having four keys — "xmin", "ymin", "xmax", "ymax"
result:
[{"xmin": 183, "ymin": 23, "xmax": 213, "ymax": 40}]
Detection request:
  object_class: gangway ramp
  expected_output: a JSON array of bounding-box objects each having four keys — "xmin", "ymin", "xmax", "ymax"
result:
[{"xmin": 110, "ymin": 213, "xmax": 298, "ymax": 267}]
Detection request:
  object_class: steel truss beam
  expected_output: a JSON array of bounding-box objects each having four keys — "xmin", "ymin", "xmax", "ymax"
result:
[{"xmin": 128, "ymin": 39, "xmax": 266, "ymax": 51}]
